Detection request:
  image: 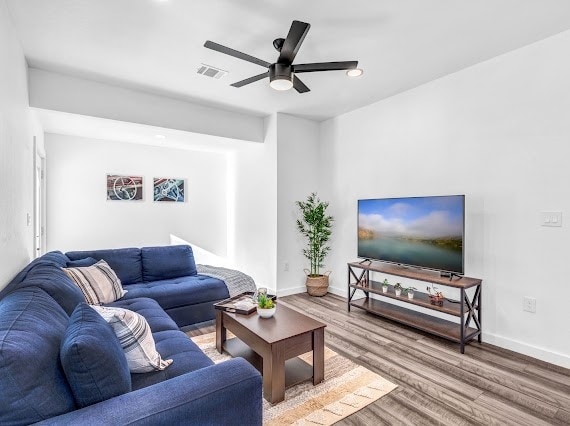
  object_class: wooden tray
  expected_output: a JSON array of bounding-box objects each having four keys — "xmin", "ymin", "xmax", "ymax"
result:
[{"xmin": 214, "ymin": 292, "xmax": 277, "ymax": 315}]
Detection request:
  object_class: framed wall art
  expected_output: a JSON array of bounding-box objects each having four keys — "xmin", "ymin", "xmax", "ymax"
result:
[
  {"xmin": 106, "ymin": 174, "xmax": 143, "ymax": 201},
  {"xmin": 153, "ymin": 178, "xmax": 185, "ymax": 202}
]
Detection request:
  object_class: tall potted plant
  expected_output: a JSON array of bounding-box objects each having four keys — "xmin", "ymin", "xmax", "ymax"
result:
[{"xmin": 296, "ymin": 193, "xmax": 333, "ymax": 296}]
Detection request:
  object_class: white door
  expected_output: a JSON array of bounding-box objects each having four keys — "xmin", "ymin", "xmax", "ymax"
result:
[{"xmin": 33, "ymin": 137, "xmax": 45, "ymax": 258}]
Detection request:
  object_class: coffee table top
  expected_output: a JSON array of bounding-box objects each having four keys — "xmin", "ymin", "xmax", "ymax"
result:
[{"xmin": 223, "ymin": 303, "xmax": 326, "ymax": 344}]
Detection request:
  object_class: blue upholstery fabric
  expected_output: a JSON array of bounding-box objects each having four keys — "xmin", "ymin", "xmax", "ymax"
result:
[
  {"xmin": 66, "ymin": 248, "xmax": 143, "ymax": 285},
  {"xmin": 166, "ymin": 300, "xmax": 223, "ymax": 328},
  {"xmin": 141, "ymin": 245, "xmax": 197, "ymax": 281},
  {"xmin": 66, "ymin": 257, "xmax": 98, "ymax": 268},
  {"xmin": 35, "ymin": 359, "xmax": 262, "ymax": 426},
  {"xmin": 61, "ymin": 303, "xmax": 132, "ymax": 408},
  {"xmin": 0, "ymin": 287, "xmax": 76, "ymax": 424},
  {"xmin": 107, "ymin": 297, "xmax": 179, "ymax": 333},
  {"xmin": 122, "ymin": 275, "xmax": 228, "ymax": 309},
  {"xmin": 19, "ymin": 262, "xmax": 85, "ymax": 315},
  {"xmin": 131, "ymin": 330, "xmax": 214, "ymax": 390}
]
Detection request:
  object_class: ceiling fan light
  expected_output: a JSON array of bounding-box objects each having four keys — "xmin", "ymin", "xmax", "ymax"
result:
[
  {"xmin": 270, "ymin": 77, "xmax": 293, "ymax": 91},
  {"xmin": 346, "ymin": 68, "xmax": 363, "ymax": 78}
]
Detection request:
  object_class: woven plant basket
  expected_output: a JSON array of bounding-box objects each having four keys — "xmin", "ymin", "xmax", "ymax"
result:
[{"xmin": 304, "ymin": 270, "xmax": 331, "ymax": 297}]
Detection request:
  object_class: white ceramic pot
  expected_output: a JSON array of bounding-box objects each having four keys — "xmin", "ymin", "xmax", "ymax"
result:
[
  {"xmin": 382, "ymin": 286, "xmax": 388, "ymax": 293},
  {"xmin": 408, "ymin": 292, "xmax": 414, "ymax": 300},
  {"xmin": 257, "ymin": 306, "xmax": 276, "ymax": 318},
  {"xmin": 395, "ymin": 289, "xmax": 401, "ymax": 297}
]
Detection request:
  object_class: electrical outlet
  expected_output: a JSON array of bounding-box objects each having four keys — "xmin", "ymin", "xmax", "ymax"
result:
[
  {"xmin": 523, "ymin": 297, "xmax": 536, "ymax": 313},
  {"xmin": 541, "ymin": 211, "xmax": 562, "ymax": 227}
]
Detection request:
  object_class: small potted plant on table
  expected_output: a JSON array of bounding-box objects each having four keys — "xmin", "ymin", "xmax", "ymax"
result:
[
  {"xmin": 394, "ymin": 283, "xmax": 403, "ymax": 297},
  {"xmin": 381, "ymin": 279, "xmax": 389, "ymax": 293},
  {"xmin": 257, "ymin": 293, "xmax": 276, "ymax": 318},
  {"xmin": 404, "ymin": 286, "xmax": 417, "ymax": 300}
]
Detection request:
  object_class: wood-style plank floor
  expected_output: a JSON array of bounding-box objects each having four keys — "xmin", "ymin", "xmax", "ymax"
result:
[{"xmin": 187, "ymin": 293, "xmax": 570, "ymax": 425}]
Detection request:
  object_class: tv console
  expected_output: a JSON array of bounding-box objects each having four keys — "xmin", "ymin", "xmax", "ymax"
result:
[{"xmin": 347, "ymin": 261, "xmax": 482, "ymax": 353}]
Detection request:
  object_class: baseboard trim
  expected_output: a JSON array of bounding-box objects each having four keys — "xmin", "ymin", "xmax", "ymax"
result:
[
  {"xmin": 484, "ymin": 332, "xmax": 570, "ymax": 369},
  {"xmin": 277, "ymin": 285, "xmax": 346, "ymax": 298}
]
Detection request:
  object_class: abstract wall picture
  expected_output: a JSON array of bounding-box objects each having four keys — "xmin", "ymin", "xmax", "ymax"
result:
[
  {"xmin": 153, "ymin": 178, "xmax": 185, "ymax": 202},
  {"xmin": 106, "ymin": 174, "xmax": 143, "ymax": 201}
]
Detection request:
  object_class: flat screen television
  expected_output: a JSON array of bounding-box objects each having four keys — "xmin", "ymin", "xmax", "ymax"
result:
[{"xmin": 358, "ymin": 195, "xmax": 465, "ymax": 274}]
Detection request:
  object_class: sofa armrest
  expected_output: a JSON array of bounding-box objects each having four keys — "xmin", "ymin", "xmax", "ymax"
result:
[{"xmin": 35, "ymin": 358, "xmax": 262, "ymax": 426}]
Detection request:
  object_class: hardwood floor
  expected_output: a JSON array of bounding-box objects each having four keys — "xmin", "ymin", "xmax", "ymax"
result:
[{"xmin": 189, "ymin": 293, "xmax": 570, "ymax": 425}]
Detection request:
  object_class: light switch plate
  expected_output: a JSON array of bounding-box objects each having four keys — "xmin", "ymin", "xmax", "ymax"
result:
[{"xmin": 541, "ymin": 211, "xmax": 562, "ymax": 227}]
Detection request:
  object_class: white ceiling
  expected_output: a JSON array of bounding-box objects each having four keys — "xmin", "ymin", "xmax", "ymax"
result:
[{"xmin": 7, "ymin": 0, "xmax": 570, "ymax": 121}]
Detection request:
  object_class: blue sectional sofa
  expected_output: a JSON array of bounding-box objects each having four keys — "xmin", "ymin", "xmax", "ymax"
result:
[{"xmin": 0, "ymin": 246, "xmax": 262, "ymax": 425}]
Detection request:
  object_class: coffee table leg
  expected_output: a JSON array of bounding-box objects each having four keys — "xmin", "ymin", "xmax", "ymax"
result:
[
  {"xmin": 215, "ymin": 311, "xmax": 226, "ymax": 354},
  {"xmin": 263, "ymin": 345, "xmax": 285, "ymax": 404},
  {"xmin": 313, "ymin": 328, "xmax": 324, "ymax": 385}
]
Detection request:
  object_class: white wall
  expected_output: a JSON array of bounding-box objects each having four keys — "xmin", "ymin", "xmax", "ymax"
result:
[
  {"xmin": 0, "ymin": 0, "xmax": 43, "ymax": 289},
  {"xmin": 29, "ymin": 68, "xmax": 265, "ymax": 143},
  {"xmin": 320, "ymin": 30, "xmax": 570, "ymax": 367},
  {"xmin": 45, "ymin": 134, "xmax": 227, "ymax": 255},
  {"xmin": 276, "ymin": 114, "xmax": 321, "ymax": 295}
]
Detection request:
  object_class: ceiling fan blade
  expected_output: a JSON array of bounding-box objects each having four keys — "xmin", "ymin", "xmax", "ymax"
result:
[
  {"xmin": 278, "ymin": 20, "xmax": 310, "ymax": 64},
  {"xmin": 230, "ymin": 72, "xmax": 268, "ymax": 88},
  {"xmin": 293, "ymin": 75, "xmax": 310, "ymax": 93},
  {"xmin": 293, "ymin": 61, "xmax": 358, "ymax": 73},
  {"xmin": 204, "ymin": 41, "xmax": 271, "ymax": 68}
]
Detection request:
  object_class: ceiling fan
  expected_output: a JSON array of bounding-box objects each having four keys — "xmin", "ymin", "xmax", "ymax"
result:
[{"xmin": 204, "ymin": 20, "xmax": 359, "ymax": 93}]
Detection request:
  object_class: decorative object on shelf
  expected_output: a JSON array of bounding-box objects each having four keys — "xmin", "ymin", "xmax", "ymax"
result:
[
  {"xmin": 360, "ymin": 275, "xmax": 368, "ymax": 288},
  {"xmin": 404, "ymin": 287, "xmax": 417, "ymax": 300},
  {"xmin": 427, "ymin": 284, "xmax": 444, "ymax": 306},
  {"xmin": 381, "ymin": 279, "xmax": 389, "ymax": 293},
  {"xmin": 394, "ymin": 283, "xmax": 403, "ymax": 297},
  {"xmin": 106, "ymin": 174, "xmax": 143, "ymax": 201},
  {"xmin": 256, "ymin": 293, "xmax": 276, "ymax": 318},
  {"xmin": 296, "ymin": 192, "xmax": 334, "ymax": 296},
  {"xmin": 153, "ymin": 178, "xmax": 185, "ymax": 202}
]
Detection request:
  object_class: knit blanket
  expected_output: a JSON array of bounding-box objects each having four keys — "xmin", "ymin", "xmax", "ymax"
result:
[{"xmin": 196, "ymin": 264, "xmax": 256, "ymax": 298}]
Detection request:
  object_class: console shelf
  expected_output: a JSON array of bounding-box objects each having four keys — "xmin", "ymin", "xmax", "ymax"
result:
[{"xmin": 347, "ymin": 261, "xmax": 482, "ymax": 353}]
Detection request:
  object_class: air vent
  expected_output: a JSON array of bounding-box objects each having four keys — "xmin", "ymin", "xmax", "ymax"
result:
[{"xmin": 197, "ymin": 63, "xmax": 228, "ymax": 79}]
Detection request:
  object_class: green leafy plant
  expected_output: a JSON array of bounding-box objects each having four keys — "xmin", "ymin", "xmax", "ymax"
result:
[
  {"xmin": 257, "ymin": 293, "xmax": 275, "ymax": 309},
  {"xmin": 296, "ymin": 192, "xmax": 333, "ymax": 277},
  {"xmin": 394, "ymin": 283, "xmax": 403, "ymax": 290},
  {"xmin": 382, "ymin": 279, "xmax": 389, "ymax": 288},
  {"xmin": 404, "ymin": 286, "xmax": 417, "ymax": 294}
]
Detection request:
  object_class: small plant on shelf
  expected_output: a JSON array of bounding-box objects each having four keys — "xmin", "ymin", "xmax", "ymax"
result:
[
  {"xmin": 426, "ymin": 284, "xmax": 444, "ymax": 306},
  {"xmin": 381, "ymin": 279, "xmax": 389, "ymax": 293},
  {"xmin": 404, "ymin": 286, "xmax": 417, "ymax": 300},
  {"xmin": 394, "ymin": 282, "xmax": 403, "ymax": 297},
  {"xmin": 257, "ymin": 293, "xmax": 276, "ymax": 318}
]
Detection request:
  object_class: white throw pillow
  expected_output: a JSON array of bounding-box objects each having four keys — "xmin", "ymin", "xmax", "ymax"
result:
[
  {"xmin": 63, "ymin": 260, "xmax": 126, "ymax": 305},
  {"xmin": 92, "ymin": 306, "xmax": 173, "ymax": 373}
]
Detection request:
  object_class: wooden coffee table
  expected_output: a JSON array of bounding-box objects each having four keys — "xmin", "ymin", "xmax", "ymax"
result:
[{"xmin": 216, "ymin": 304, "xmax": 326, "ymax": 404}]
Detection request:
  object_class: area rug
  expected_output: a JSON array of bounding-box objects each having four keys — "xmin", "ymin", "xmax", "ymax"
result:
[{"xmin": 190, "ymin": 332, "xmax": 397, "ymax": 425}]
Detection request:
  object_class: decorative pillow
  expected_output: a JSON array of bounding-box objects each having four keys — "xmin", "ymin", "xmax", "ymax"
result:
[
  {"xmin": 60, "ymin": 303, "xmax": 131, "ymax": 407},
  {"xmin": 66, "ymin": 257, "xmax": 98, "ymax": 268},
  {"xmin": 92, "ymin": 306, "xmax": 173, "ymax": 373},
  {"xmin": 63, "ymin": 260, "xmax": 126, "ymax": 305}
]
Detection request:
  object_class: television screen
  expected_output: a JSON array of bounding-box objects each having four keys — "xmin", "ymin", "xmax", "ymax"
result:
[{"xmin": 358, "ymin": 195, "xmax": 464, "ymax": 274}]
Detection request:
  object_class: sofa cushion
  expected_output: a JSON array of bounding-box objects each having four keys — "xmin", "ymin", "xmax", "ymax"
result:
[
  {"xmin": 16, "ymin": 261, "xmax": 85, "ymax": 315},
  {"xmin": 107, "ymin": 297, "xmax": 179, "ymax": 333},
  {"xmin": 64, "ymin": 260, "xmax": 126, "ymax": 305},
  {"xmin": 66, "ymin": 256, "xmax": 98, "ymax": 268},
  {"xmin": 92, "ymin": 306, "xmax": 173, "ymax": 373},
  {"xmin": 141, "ymin": 245, "xmax": 197, "ymax": 282},
  {"xmin": 122, "ymin": 274, "xmax": 229, "ymax": 310},
  {"xmin": 0, "ymin": 287, "xmax": 75, "ymax": 425},
  {"xmin": 66, "ymin": 248, "xmax": 143, "ymax": 285},
  {"xmin": 61, "ymin": 303, "xmax": 132, "ymax": 407},
  {"xmin": 130, "ymin": 330, "xmax": 214, "ymax": 391}
]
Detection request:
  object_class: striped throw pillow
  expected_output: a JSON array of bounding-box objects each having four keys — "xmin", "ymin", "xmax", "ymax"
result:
[
  {"xmin": 64, "ymin": 260, "xmax": 126, "ymax": 305},
  {"xmin": 92, "ymin": 306, "xmax": 173, "ymax": 373}
]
